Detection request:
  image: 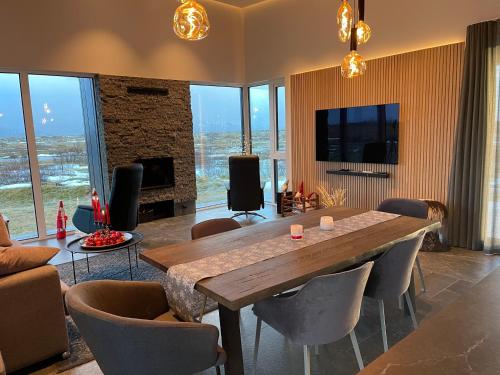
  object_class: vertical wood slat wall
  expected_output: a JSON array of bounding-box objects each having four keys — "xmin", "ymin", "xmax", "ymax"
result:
[{"xmin": 290, "ymin": 43, "xmax": 464, "ymax": 209}]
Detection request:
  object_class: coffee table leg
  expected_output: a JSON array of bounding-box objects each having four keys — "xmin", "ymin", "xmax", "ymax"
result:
[
  {"xmin": 127, "ymin": 247, "xmax": 133, "ymax": 280},
  {"xmin": 86, "ymin": 254, "xmax": 90, "ymax": 273},
  {"xmin": 219, "ymin": 304, "xmax": 244, "ymax": 375},
  {"xmin": 71, "ymin": 252, "xmax": 77, "ymax": 285},
  {"xmin": 135, "ymin": 244, "xmax": 139, "ymax": 268}
]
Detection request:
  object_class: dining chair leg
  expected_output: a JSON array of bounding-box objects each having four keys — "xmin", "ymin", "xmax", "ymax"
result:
[
  {"xmin": 253, "ymin": 317, "xmax": 262, "ymax": 372},
  {"xmin": 215, "ymin": 366, "xmax": 221, "ymax": 375},
  {"xmin": 349, "ymin": 330, "xmax": 364, "ymax": 370},
  {"xmin": 404, "ymin": 291, "xmax": 419, "ymax": 329},
  {"xmin": 415, "ymin": 256, "xmax": 426, "ymax": 292},
  {"xmin": 378, "ymin": 300, "xmax": 389, "ymax": 352},
  {"xmin": 303, "ymin": 345, "xmax": 312, "ymax": 375}
]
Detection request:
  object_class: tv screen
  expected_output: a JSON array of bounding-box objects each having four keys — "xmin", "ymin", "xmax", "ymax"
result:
[{"xmin": 316, "ymin": 103, "xmax": 399, "ymax": 164}]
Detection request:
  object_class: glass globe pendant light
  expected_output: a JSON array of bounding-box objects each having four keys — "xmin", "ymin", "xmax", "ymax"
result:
[
  {"xmin": 355, "ymin": 0, "xmax": 371, "ymax": 44},
  {"xmin": 341, "ymin": 27, "xmax": 367, "ymax": 78},
  {"xmin": 337, "ymin": 0, "xmax": 353, "ymax": 43},
  {"xmin": 173, "ymin": 0, "xmax": 210, "ymax": 41}
]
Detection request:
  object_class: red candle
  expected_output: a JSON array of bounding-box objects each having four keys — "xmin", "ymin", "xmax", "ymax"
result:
[
  {"xmin": 91, "ymin": 189, "xmax": 98, "ymax": 222},
  {"xmin": 101, "ymin": 209, "xmax": 106, "ymax": 225},
  {"xmin": 96, "ymin": 199, "xmax": 102, "ymax": 223},
  {"xmin": 106, "ymin": 203, "xmax": 110, "ymax": 226}
]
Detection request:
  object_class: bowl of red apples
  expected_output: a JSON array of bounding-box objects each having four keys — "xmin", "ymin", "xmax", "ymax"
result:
[{"xmin": 80, "ymin": 229, "xmax": 132, "ymax": 249}]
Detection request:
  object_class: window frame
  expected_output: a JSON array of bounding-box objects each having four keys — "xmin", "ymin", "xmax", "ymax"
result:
[{"xmin": 0, "ymin": 68, "xmax": 100, "ymax": 241}]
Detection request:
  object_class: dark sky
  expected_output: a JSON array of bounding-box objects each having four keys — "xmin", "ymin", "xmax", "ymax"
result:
[{"xmin": 0, "ymin": 75, "xmax": 273, "ymax": 138}]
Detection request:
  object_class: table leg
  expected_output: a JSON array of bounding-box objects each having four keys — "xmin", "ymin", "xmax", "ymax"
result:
[
  {"xmin": 86, "ymin": 254, "xmax": 90, "ymax": 273},
  {"xmin": 71, "ymin": 252, "xmax": 77, "ymax": 285},
  {"xmin": 135, "ymin": 244, "xmax": 139, "ymax": 268},
  {"xmin": 127, "ymin": 247, "xmax": 133, "ymax": 280},
  {"xmin": 219, "ymin": 304, "xmax": 244, "ymax": 375}
]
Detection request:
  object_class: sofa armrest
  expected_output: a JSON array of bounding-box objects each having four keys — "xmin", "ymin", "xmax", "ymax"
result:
[{"xmin": 0, "ymin": 265, "xmax": 69, "ymax": 373}]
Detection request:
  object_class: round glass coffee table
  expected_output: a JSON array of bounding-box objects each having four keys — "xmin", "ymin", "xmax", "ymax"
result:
[{"xmin": 65, "ymin": 232, "xmax": 144, "ymax": 284}]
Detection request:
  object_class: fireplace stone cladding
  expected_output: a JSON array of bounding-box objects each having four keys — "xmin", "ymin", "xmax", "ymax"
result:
[{"xmin": 95, "ymin": 74, "xmax": 197, "ymax": 217}]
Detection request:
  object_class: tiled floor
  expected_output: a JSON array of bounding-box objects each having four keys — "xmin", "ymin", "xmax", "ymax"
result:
[{"xmin": 25, "ymin": 205, "xmax": 500, "ymax": 375}]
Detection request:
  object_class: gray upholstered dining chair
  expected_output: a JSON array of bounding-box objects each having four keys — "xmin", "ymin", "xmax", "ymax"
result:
[
  {"xmin": 253, "ymin": 262, "xmax": 374, "ymax": 375},
  {"xmin": 191, "ymin": 218, "xmax": 242, "ymax": 240},
  {"xmin": 66, "ymin": 280, "xmax": 226, "ymax": 375},
  {"xmin": 364, "ymin": 231, "xmax": 426, "ymax": 352},
  {"xmin": 377, "ymin": 198, "xmax": 428, "ymax": 292}
]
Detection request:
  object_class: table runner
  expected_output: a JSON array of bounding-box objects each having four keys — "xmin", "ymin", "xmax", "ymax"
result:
[{"xmin": 165, "ymin": 210, "xmax": 399, "ymax": 321}]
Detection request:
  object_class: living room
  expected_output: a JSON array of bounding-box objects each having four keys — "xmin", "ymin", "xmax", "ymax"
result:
[{"xmin": 1, "ymin": 1, "xmax": 500, "ymax": 374}]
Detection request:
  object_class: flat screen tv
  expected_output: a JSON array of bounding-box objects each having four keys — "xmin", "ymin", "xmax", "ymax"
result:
[{"xmin": 316, "ymin": 103, "xmax": 399, "ymax": 164}]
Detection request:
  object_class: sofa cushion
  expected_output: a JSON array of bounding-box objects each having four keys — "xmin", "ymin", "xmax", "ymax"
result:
[
  {"xmin": 0, "ymin": 246, "xmax": 59, "ymax": 276},
  {"xmin": 0, "ymin": 215, "xmax": 12, "ymax": 247}
]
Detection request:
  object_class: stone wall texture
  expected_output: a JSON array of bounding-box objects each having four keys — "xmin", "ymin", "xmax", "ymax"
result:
[{"xmin": 95, "ymin": 75, "xmax": 196, "ymax": 209}]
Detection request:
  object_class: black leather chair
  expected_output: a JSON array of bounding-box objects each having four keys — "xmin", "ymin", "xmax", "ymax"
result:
[
  {"xmin": 73, "ymin": 164, "xmax": 143, "ymax": 233},
  {"xmin": 227, "ymin": 155, "xmax": 265, "ymax": 219}
]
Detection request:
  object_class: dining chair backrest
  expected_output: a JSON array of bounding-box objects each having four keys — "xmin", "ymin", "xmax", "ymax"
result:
[
  {"xmin": 364, "ymin": 232, "xmax": 426, "ymax": 300},
  {"xmin": 377, "ymin": 198, "xmax": 428, "ymax": 219},
  {"xmin": 191, "ymin": 218, "xmax": 241, "ymax": 240},
  {"xmin": 66, "ymin": 280, "xmax": 222, "ymax": 375},
  {"xmin": 272, "ymin": 262, "xmax": 373, "ymax": 345}
]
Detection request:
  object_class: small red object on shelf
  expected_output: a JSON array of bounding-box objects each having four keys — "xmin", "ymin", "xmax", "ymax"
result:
[{"xmin": 56, "ymin": 200, "xmax": 68, "ymax": 239}]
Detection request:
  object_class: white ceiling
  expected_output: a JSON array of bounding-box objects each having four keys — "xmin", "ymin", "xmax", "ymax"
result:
[{"xmin": 212, "ymin": 0, "xmax": 269, "ymax": 8}]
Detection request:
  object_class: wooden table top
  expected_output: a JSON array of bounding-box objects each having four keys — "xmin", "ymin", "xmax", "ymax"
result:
[
  {"xmin": 360, "ymin": 267, "xmax": 500, "ymax": 374},
  {"xmin": 140, "ymin": 207, "xmax": 439, "ymax": 310}
]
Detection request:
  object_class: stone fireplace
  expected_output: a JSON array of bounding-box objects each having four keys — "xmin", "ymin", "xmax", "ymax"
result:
[{"xmin": 95, "ymin": 75, "xmax": 196, "ymax": 222}]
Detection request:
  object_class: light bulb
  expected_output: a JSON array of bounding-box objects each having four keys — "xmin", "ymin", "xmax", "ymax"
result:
[
  {"xmin": 337, "ymin": 0, "xmax": 353, "ymax": 43},
  {"xmin": 356, "ymin": 20, "xmax": 371, "ymax": 44},
  {"xmin": 173, "ymin": 0, "xmax": 210, "ymax": 41},
  {"xmin": 341, "ymin": 50, "xmax": 367, "ymax": 78}
]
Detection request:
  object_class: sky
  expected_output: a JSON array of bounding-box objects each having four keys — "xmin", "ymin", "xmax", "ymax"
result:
[
  {"xmin": 0, "ymin": 76, "xmax": 274, "ymax": 138},
  {"xmin": 0, "ymin": 74, "xmax": 87, "ymax": 138}
]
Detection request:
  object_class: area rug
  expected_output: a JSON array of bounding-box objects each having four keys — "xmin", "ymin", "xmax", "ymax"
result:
[{"xmin": 55, "ymin": 248, "xmax": 168, "ymax": 372}]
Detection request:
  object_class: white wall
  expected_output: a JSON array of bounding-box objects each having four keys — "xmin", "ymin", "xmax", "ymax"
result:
[
  {"xmin": 244, "ymin": 0, "xmax": 500, "ymax": 82},
  {"xmin": 0, "ymin": 0, "xmax": 245, "ymax": 83}
]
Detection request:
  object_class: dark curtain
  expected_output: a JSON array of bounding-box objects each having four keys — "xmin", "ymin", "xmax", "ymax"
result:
[{"xmin": 447, "ymin": 20, "xmax": 499, "ymax": 250}]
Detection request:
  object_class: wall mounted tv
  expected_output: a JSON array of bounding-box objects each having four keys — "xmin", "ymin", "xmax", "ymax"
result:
[{"xmin": 316, "ymin": 103, "xmax": 400, "ymax": 164}]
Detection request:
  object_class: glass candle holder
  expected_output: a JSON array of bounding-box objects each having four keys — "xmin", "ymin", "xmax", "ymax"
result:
[
  {"xmin": 290, "ymin": 224, "xmax": 304, "ymax": 240},
  {"xmin": 320, "ymin": 216, "xmax": 335, "ymax": 231}
]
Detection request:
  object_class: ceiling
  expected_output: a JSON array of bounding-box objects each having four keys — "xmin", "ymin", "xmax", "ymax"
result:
[{"xmin": 212, "ymin": 0, "xmax": 269, "ymax": 8}]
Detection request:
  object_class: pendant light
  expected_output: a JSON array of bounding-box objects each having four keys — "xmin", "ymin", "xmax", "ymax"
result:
[
  {"xmin": 341, "ymin": 27, "xmax": 366, "ymax": 78},
  {"xmin": 337, "ymin": 0, "xmax": 353, "ymax": 43},
  {"xmin": 173, "ymin": 0, "xmax": 210, "ymax": 41},
  {"xmin": 355, "ymin": 0, "xmax": 371, "ymax": 44}
]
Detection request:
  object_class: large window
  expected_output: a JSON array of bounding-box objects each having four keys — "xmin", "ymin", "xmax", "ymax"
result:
[
  {"xmin": 0, "ymin": 74, "xmax": 38, "ymax": 238},
  {"xmin": 248, "ymin": 81, "xmax": 287, "ymax": 203},
  {"xmin": 0, "ymin": 72, "xmax": 99, "ymax": 240},
  {"xmin": 28, "ymin": 75, "xmax": 92, "ymax": 234},
  {"xmin": 191, "ymin": 85, "xmax": 243, "ymax": 208}
]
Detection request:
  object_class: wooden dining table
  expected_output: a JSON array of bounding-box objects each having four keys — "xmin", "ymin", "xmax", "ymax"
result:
[{"xmin": 140, "ymin": 206, "xmax": 439, "ymax": 375}]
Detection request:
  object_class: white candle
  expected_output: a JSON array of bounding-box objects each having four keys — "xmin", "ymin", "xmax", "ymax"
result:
[
  {"xmin": 290, "ymin": 224, "xmax": 304, "ymax": 240},
  {"xmin": 320, "ymin": 216, "xmax": 335, "ymax": 231}
]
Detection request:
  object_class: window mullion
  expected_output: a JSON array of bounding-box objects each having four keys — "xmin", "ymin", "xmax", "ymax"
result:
[{"xmin": 19, "ymin": 73, "xmax": 47, "ymax": 238}]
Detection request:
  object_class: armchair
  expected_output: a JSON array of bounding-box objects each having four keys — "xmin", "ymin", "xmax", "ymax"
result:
[
  {"xmin": 73, "ymin": 163, "xmax": 143, "ymax": 233},
  {"xmin": 227, "ymin": 155, "xmax": 266, "ymax": 219}
]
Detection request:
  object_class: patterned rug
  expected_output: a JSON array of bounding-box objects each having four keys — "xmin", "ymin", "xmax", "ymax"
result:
[{"xmin": 55, "ymin": 248, "xmax": 168, "ymax": 372}]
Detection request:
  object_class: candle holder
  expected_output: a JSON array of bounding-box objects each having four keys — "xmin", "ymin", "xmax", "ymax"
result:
[
  {"xmin": 290, "ymin": 224, "xmax": 304, "ymax": 240},
  {"xmin": 320, "ymin": 216, "xmax": 335, "ymax": 231}
]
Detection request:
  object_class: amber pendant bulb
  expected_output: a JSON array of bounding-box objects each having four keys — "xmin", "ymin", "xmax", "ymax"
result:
[
  {"xmin": 356, "ymin": 20, "xmax": 372, "ymax": 44},
  {"xmin": 173, "ymin": 0, "xmax": 210, "ymax": 41},
  {"xmin": 337, "ymin": 0, "xmax": 353, "ymax": 43}
]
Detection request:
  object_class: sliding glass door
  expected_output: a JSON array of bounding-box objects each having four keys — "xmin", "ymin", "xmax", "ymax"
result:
[
  {"xmin": 248, "ymin": 80, "xmax": 287, "ymax": 203},
  {"xmin": 0, "ymin": 73, "xmax": 38, "ymax": 238},
  {"xmin": 191, "ymin": 85, "xmax": 243, "ymax": 208},
  {"xmin": 0, "ymin": 72, "xmax": 98, "ymax": 240}
]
